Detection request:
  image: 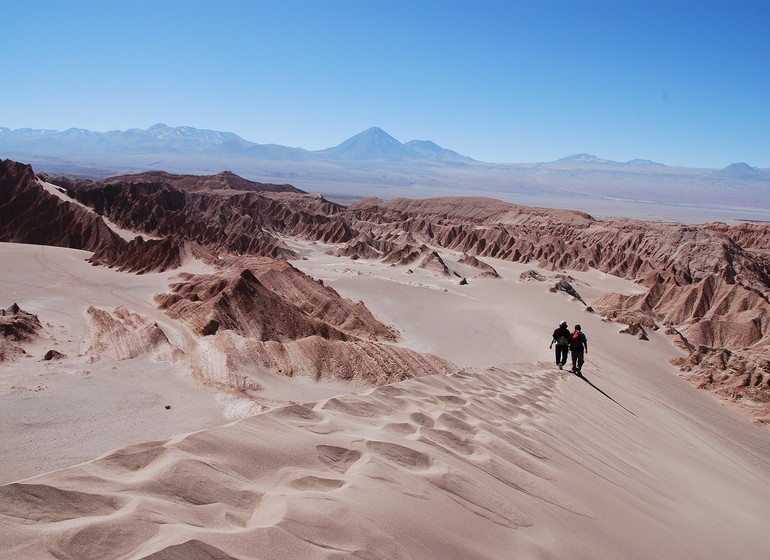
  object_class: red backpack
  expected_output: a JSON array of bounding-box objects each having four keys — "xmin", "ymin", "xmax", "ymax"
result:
[{"xmin": 570, "ymin": 330, "xmax": 582, "ymax": 350}]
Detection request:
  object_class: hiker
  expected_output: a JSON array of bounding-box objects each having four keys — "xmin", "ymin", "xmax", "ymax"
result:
[
  {"xmin": 550, "ymin": 320, "xmax": 571, "ymax": 369},
  {"xmin": 569, "ymin": 324, "xmax": 588, "ymax": 375}
]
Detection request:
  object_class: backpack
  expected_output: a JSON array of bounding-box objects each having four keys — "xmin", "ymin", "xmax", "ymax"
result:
[
  {"xmin": 570, "ymin": 331, "xmax": 582, "ymax": 350},
  {"xmin": 557, "ymin": 334, "xmax": 569, "ymax": 345}
]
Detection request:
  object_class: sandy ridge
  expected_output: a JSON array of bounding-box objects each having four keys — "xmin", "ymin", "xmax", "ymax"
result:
[{"xmin": 2, "ymin": 360, "xmax": 769, "ymax": 559}]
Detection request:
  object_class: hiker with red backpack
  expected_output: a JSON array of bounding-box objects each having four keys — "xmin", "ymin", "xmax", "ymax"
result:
[
  {"xmin": 569, "ymin": 324, "xmax": 588, "ymax": 376},
  {"xmin": 550, "ymin": 320, "xmax": 571, "ymax": 369}
]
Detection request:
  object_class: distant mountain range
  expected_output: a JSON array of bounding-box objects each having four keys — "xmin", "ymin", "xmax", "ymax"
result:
[
  {"xmin": 0, "ymin": 124, "xmax": 473, "ymax": 164},
  {"xmin": 4, "ymin": 123, "xmax": 767, "ymax": 171},
  {"xmin": 2, "ymin": 123, "xmax": 770, "ymax": 219},
  {"xmin": 556, "ymin": 153, "xmax": 665, "ymax": 167}
]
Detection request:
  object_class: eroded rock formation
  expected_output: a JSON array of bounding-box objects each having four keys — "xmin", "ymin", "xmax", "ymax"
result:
[
  {"xmin": 0, "ymin": 160, "xmax": 123, "ymax": 253},
  {"xmin": 0, "ymin": 303, "xmax": 42, "ymax": 361},
  {"xmin": 4, "ymin": 160, "xmax": 770, "ymax": 417},
  {"xmin": 154, "ymin": 259, "xmax": 452, "ymax": 390},
  {"xmin": 84, "ymin": 306, "xmax": 175, "ymax": 362}
]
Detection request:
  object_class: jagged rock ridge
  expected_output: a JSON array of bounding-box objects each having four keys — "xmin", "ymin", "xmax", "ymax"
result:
[
  {"xmin": 154, "ymin": 260, "xmax": 453, "ymax": 390},
  {"xmin": 0, "ymin": 160, "xmax": 122, "ymax": 254}
]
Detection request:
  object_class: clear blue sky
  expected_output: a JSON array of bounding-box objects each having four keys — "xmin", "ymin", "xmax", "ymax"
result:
[{"xmin": 2, "ymin": 0, "xmax": 768, "ymax": 167}]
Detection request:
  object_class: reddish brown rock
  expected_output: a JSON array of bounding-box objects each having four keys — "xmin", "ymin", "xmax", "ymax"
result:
[
  {"xmin": 156, "ymin": 258, "xmax": 396, "ymax": 343},
  {"xmin": 0, "ymin": 160, "xmax": 123, "ymax": 253},
  {"xmin": 1, "ymin": 303, "xmax": 42, "ymax": 362}
]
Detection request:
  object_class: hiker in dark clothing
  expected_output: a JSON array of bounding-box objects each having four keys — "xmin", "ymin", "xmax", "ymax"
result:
[
  {"xmin": 570, "ymin": 324, "xmax": 588, "ymax": 375},
  {"xmin": 550, "ymin": 320, "xmax": 571, "ymax": 370}
]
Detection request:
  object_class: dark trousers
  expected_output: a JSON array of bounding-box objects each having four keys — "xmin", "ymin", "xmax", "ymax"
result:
[
  {"xmin": 571, "ymin": 349, "xmax": 585, "ymax": 373},
  {"xmin": 555, "ymin": 345, "xmax": 568, "ymax": 366}
]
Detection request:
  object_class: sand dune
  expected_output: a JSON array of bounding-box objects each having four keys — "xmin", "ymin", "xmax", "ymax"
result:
[{"xmin": 2, "ymin": 360, "xmax": 769, "ymax": 559}]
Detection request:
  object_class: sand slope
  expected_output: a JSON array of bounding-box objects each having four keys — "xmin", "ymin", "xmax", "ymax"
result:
[
  {"xmin": 3, "ymin": 184, "xmax": 770, "ymax": 558},
  {"xmin": 2, "ymin": 359, "xmax": 769, "ymax": 559}
]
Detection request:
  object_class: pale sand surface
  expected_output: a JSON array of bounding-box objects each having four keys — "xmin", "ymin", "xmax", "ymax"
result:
[
  {"xmin": 2, "ymin": 240, "xmax": 770, "ymax": 558},
  {"xmin": 0, "ymin": 243, "xmax": 354, "ymax": 483},
  {"xmin": 287, "ymin": 238, "xmax": 649, "ymax": 368}
]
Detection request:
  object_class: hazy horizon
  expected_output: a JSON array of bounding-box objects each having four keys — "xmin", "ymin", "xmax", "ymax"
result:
[
  {"xmin": 2, "ymin": 1, "xmax": 769, "ymax": 168},
  {"xmin": 3, "ymin": 122, "xmax": 764, "ymax": 169}
]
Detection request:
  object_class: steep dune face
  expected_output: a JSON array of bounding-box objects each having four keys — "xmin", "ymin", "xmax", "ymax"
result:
[{"xmin": 210, "ymin": 333, "xmax": 456, "ymax": 389}]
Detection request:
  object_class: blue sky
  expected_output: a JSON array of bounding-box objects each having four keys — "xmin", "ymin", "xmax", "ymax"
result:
[{"xmin": 2, "ymin": 0, "xmax": 768, "ymax": 167}]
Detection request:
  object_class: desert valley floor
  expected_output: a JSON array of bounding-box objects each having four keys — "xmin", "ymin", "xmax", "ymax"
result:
[
  {"xmin": 2, "ymin": 241, "xmax": 770, "ymax": 559},
  {"xmin": 2, "ymin": 161, "xmax": 770, "ymax": 559}
]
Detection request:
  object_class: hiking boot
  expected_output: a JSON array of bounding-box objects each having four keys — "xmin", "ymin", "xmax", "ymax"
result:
[{"xmin": 558, "ymin": 363, "xmax": 563, "ymax": 370}]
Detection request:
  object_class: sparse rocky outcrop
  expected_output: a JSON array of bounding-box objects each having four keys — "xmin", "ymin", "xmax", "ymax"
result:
[
  {"xmin": 84, "ymin": 306, "xmax": 174, "ymax": 361},
  {"xmin": 552, "ymin": 277, "xmax": 587, "ymax": 305},
  {"xmin": 419, "ymin": 250, "xmax": 454, "ymax": 276},
  {"xmin": 1, "ymin": 303, "xmax": 40, "ymax": 341},
  {"xmin": 520, "ymin": 270, "xmax": 547, "ymax": 282},
  {"xmin": 619, "ymin": 322, "xmax": 649, "ymax": 341},
  {"xmin": 42, "ymin": 349, "xmax": 66, "ymax": 361},
  {"xmin": 458, "ymin": 253, "xmax": 500, "ymax": 278},
  {"xmin": 1, "ymin": 303, "xmax": 42, "ymax": 361}
]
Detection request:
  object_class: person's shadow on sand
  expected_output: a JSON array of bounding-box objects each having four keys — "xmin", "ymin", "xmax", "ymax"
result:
[{"xmin": 573, "ymin": 371, "xmax": 637, "ymax": 417}]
